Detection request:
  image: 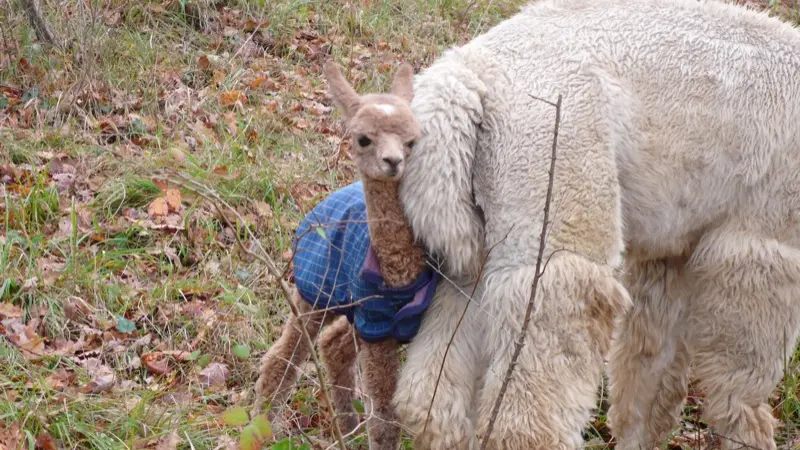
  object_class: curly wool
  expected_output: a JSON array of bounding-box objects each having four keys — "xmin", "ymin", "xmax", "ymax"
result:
[{"xmin": 394, "ymin": 0, "xmax": 800, "ymax": 448}]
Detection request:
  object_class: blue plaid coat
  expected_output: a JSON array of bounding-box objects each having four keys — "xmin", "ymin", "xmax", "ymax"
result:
[{"xmin": 291, "ymin": 181, "xmax": 440, "ymax": 343}]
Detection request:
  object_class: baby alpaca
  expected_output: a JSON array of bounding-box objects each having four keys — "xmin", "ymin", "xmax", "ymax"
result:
[{"xmin": 254, "ymin": 61, "xmax": 438, "ymax": 450}]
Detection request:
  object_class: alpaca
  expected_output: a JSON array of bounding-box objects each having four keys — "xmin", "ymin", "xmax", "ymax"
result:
[
  {"xmin": 389, "ymin": 0, "xmax": 800, "ymax": 448},
  {"xmin": 254, "ymin": 61, "xmax": 438, "ymax": 450}
]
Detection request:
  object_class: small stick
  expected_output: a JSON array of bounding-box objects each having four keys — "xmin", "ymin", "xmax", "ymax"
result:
[
  {"xmin": 479, "ymin": 93, "xmax": 562, "ymax": 449},
  {"xmin": 20, "ymin": 0, "xmax": 56, "ymax": 46}
]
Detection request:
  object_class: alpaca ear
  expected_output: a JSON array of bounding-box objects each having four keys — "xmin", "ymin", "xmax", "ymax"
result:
[
  {"xmin": 323, "ymin": 61, "xmax": 361, "ymax": 120},
  {"xmin": 390, "ymin": 63, "xmax": 414, "ymax": 103}
]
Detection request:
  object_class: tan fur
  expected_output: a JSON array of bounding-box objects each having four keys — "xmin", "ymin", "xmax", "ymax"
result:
[{"xmin": 254, "ymin": 62, "xmax": 424, "ymax": 450}]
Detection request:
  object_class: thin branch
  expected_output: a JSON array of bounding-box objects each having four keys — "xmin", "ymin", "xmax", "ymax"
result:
[
  {"xmin": 479, "ymin": 93, "xmax": 562, "ymax": 449},
  {"xmin": 527, "ymin": 94, "xmax": 559, "ymax": 108},
  {"xmin": 164, "ymin": 173, "xmax": 348, "ymax": 450},
  {"xmin": 710, "ymin": 431, "xmax": 764, "ymax": 450},
  {"xmin": 20, "ymin": 0, "xmax": 56, "ymax": 46}
]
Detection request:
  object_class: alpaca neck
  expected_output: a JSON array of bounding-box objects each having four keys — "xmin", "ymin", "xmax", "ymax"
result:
[{"xmin": 361, "ymin": 178, "xmax": 426, "ymax": 288}]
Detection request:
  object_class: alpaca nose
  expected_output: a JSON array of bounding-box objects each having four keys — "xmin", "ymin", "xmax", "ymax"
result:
[{"xmin": 383, "ymin": 156, "xmax": 402, "ymax": 172}]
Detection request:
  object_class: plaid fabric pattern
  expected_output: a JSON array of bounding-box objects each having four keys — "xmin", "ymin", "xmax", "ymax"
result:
[{"xmin": 292, "ymin": 181, "xmax": 440, "ymax": 343}]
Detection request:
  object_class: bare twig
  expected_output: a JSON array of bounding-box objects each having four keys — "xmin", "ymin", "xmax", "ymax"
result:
[
  {"xmin": 711, "ymin": 431, "xmax": 765, "ymax": 450},
  {"xmin": 479, "ymin": 93, "xmax": 562, "ymax": 449},
  {"xmin": 454, "ymin": 0, "xmax": 478, "ymax": 32},
  {"xmin": 20, "ymin": 0, "xmax": 56, "ymax": 46},
  {"xmin": 164, "ymin": 173, "xmax": 348, "ymax": 450}
]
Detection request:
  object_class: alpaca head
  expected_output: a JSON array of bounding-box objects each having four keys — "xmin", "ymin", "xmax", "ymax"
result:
[{"xmin": 323, "ymin": 61, "xmax": 420, "ymax": 181}]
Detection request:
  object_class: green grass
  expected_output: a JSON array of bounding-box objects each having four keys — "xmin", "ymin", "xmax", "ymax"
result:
[{"xmin": 2, "ymin": 0, "xmax": 800, "ymax": 448}]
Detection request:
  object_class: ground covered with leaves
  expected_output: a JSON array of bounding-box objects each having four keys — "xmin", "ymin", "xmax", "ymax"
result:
[{"xmin": 2, "ymin": 0, "xmax": 800, "ymax": 449}]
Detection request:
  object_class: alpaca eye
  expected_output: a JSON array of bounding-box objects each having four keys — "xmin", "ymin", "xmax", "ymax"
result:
[
  {"xmin": 406, "ymin": 140, "xmax": 415, "ymax": 149},
  {"xmin": 357, "ymin": 136, "xmax": 372, "ymax": 147}
]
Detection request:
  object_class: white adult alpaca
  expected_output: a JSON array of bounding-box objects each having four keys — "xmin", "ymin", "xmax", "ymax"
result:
[{"xmin": 391, "ymin": 0, "xmax": 800, "ymax": 449}]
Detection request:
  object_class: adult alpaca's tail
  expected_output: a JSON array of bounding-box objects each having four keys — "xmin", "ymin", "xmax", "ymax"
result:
[{"xmin": 399, "ymin": 50, "xmax": 489, "ymax": 279}]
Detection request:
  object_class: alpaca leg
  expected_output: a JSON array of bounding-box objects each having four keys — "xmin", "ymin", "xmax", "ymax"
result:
[
  {"xmin": 254, "ymin": 291, "xmax": 330, "ymax": 419},
  {"xmin": 358, "ymin": 338, "xmax": 401, "ymax": 450},
  {"xmin": 393, "ymin": 279, "xmax": 486, "ymax": 450},
  {"xmin": 685, "ymin": 233, "xmax": 800, "ymax": 450},
  {"xmin": 475, "ymin": 255, "xmax": 631, "ymax": 450},
  {"xmin": 319, "ymin": 315, "xmax": 360, "ymax": 434},
  {"xmin": 607, "ymin": 258, "xmax": 691, "ymax": 450}
]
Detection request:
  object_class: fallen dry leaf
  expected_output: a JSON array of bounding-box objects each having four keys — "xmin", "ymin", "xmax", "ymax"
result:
[
  {"xmin": 103, "ymin": 9, "xmax": 123, "ymax": 27},
  {"xmin": 198, "ymin": 55, "xmax": 211, "ymax": 70},
  {"xmin": 165, "ymin": 188, "xmax": 182, "ymax": 212},
  {"xmin": 0, "ymin": 303, "xmax": 23, "ymax": 319},
  {"xmin": 148, "ymin": 197, "xmax": 169, "ymax": 217},
  {"xmin": 164, "ymin": 214, "xmax": 184, "ymax": 230},
  {"xmin": 79, "ymin": 358, "xmax": 116, "ymax": 394},
  {"xmin": 35, "ymin": 431, "xmax": 58, "ymax": 450},
  {"xmin": 211, "ymin": 165, "xmax": 242, "ymax": 180},
  {"xmin": 139, "ymin": 214, "xmax": 186, "ymax": 232},
  {"xmin": 289, "ymin": 182, "xmax": 330, "ymax": 210},
  {"xmin": 0, "ymin": 164, "xmax": 21, "ymax": 184},
  {"xmin": 45, "ymin": 368, "xmax": 77, "ymax": 391},
  {"xmin": 197, "ymin": 362, "xmax": 229, "ymax": 388},
  {"xmin": 52, "ymin": 172, "xmax": 75, "ymax": 193},
  {"xmin": 215, "ymin": 435, "xmax": 238, "ymax": 450},
  {"xmin": 63, "ymin": 297, "xmax": 92, "ymax": 323},
  {"xmin": 37, "ymin": 257, "xmax": 66, "ymax": 285},
  {"xmin": 219, "ymin": 90, "xmax": 245, "ymax": 108},
  {"xmin": 248, "ymin": 76, "xmax": 267, "ymax": 89},
  {"xmin": 152, "ymin": 178, "xmax": 169, "ymax": 193},
  {"xmin": 243, "ymin": 18, "xmax": 269, "ymax": 31},
  {"xmin": 264, "ymin": 101, "xmax": 279, "ymax": 113},
  {"xmin": 293, "ymin": 117, "xmax": 312, "ymax": 131},
  {"xmin": 253, "ymin": 201, "xmax": 272, "ymax": 218},
  {"xmin": 246, "ymin": 129, "xmax": 258, "ymax": 143},
  {"xmin": 0, "ymin": 422, "xmax": 22, "ymax": 450},
  {"xmin": 6, "ymin": 319, "xmax": 46, "ymax": 357},
  {"xmin": 248, "ymin": 76, "xmax": 277, "ymax": 90},
  {"xmin": 142, "ymin": 353, "xmax": 171, "ymax": 376},
  {"xmin": 47, "ymin": 153, "xmax": 76, "ymax": 174},
  {"xmin": 155, "ymin": 430, "xmax": 181, "ymax": 450}
]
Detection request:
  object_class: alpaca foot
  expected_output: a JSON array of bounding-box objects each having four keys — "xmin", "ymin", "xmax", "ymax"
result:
[
  {"xmin": 337, "ymin": 411, "xmax": 362, "ymax": 435},
  {"xmin": 394, "ymin": 387, "xmax": 477, "ymax": 450}
]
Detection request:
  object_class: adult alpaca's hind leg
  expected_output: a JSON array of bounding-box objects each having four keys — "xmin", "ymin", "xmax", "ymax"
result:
[
  {"xmin": 319, "ymin": 315, "xmax": 360, "ymax": 434},
  {"xmin": 254, "ymin": 290, "xmax": 332, "ymax": 418},
  {"xmin": 684, "ymin": 232, "xmax": 800, "ymax": 450},
  {"xmin": 359, "ymin": 338, "xmax": 402, "ymax": 450},
  {"xmin": 607, "ymin": 258, "xmax": 691, "ymax": 450}
]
